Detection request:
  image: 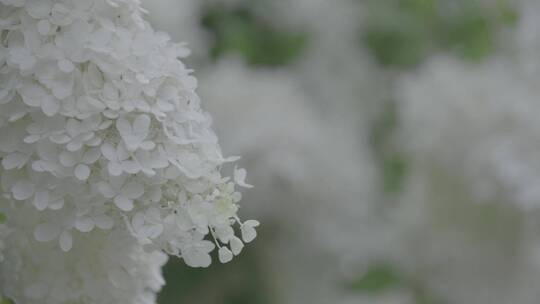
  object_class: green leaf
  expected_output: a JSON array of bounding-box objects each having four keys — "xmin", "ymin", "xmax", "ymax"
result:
[
  {"xmin": 348, "ymin": 264, "xmax": 401, "ymax": 294},
  {"xmin": 158, "ymin": 237, "xmax": 272, "ymax": 304},
  {"xmin": 0, "ymin": 296, "xmax": 14, "ymax": 304},
  {"xmin": 0, "ymin": 213, "xmax": 6, "ymax": 224},
  {"xmin": 361, "ymin": 0, "xmax": 517, "ymax": 68},
  {"xmin": 370, "ymin": 101, "xmax": 408, "ymax": 194},
  {"xmin": 201, "ymin": 4, "xmax": 308, "ymax": 67}
]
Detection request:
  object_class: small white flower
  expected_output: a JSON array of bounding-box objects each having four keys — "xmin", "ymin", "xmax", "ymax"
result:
[
  {"xmin": 19, "ymin": 82, "xmax": 60, "ymax": 116},
  {"xmin": 218, "ymin": 246, "xmax": 233, "ymax": 263},
  {"xmin": 240, "ymin": 220, "xmax": 259, "ymax": 243},
  {"xmin": 132, "ymin": 207, "xmax": 164, "ymax": 239},
  {"xmin": 11, "ymin": 180, "xmax": 35, "ymax": 201},
  {"xmin": 181, "ymin": 239, "xmax": 215, "ymax": 268},
  {"xmin": 116, "ymin": 114, "xmax": 154, "ymax": 152},
  {"xmin": 98, "ymin": 178, "xmax": 144, "ymax": 211},
  {"xmin": 234, "ymin": 166, "xmax": 253, "ymax": 188},
  {"xmin": 229, "ymin": 236, "xmax": 244, "ymax": 255}
]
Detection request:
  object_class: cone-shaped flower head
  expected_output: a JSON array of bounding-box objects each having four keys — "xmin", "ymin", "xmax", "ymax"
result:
[{"xmin": 0, "ymin": 0, "xmax": 256, "ymax": 303}]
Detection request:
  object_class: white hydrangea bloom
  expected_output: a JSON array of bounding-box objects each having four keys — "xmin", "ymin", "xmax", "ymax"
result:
[{"xmin": 0, "ymin": 0, "xmax": 255, "ymax": 302}]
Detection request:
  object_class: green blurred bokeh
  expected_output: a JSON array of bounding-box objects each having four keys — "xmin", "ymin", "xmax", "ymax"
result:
[
  {"xmin": 361, "ymin": 0, "xmax": 516, "ymax": 68},
  {"xmin": 201, "ymin": 2, "xmax": 308, "ymax": 67},
  {"xmin": 158, "ymin": 247, "xmax": 272, "ymax": 304}
]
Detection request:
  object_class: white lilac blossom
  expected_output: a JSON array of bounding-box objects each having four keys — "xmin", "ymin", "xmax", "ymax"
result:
[{"xmin": 0, "ymin": 0, "xmax": 256, "ymax": 302}]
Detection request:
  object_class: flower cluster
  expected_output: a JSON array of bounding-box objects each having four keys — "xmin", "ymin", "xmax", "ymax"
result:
[{"xmin": 0, "ymin": 0, "xmax": 256, "ymax": 302}]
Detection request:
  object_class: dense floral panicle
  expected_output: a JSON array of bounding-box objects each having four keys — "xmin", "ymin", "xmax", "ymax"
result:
[
  {"xmin": 0, "ymin": 202, "xmax": 168, "ymax": 304},
  {"xmin": 0, "ymin": 0, "xmax": 256, "ymax": 302}
]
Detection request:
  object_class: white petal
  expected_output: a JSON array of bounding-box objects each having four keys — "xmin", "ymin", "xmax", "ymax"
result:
[
  {"xmin": 139, "ymin": 141, "xmax": 155, "ymax": 150},
  {"xmin": 37, "ymin": 19, "xmax": 51, "ymax": 35},
  {"xmin": 33, "ymin": 189, "xmax": 49, "ymax": 211},
  {"xmin": 2, "ymin": 152, "xmax": 28, "ymax": 170},
  {"xmin": 117, "ymin": 115, "xmax": 151, "ymax": 151},
  {"xmin": 146, "ymin": 224, "xmax": 164, "ymax": 239},
  {"xmin": 101, "ymin": 143, "xmax": 118, "ymax": 161},
  {"xmin": 48, "ymin": 198, "xmax": 65, "ymax": 210},
  {"xmin": 121, "ymin": 182, "xmax": 144, "ymax": 199},
  {"xmin": 34, "ymin": 222, "xmax": 61, "ymax": 242},
  {"xmin": 182, "ymin": 247, "xmax": 212, "ymax": 268},
  {"xmin": 121, "ymin": 160, "xmax": 141, "ymax": 174},
  {"xmin": 244, "ymin": 220, "xmax": 260, "ymax": 228},
  {"xmin": 218, "ymin": 246, "xmax": 233, "ymax": 263},
  {"xmin": 58, "ymin": 59, "xmax": 75, "ymax": 73},
  {"xmin": 75, "ymin": 217, "xmax": 95, "ymax": 232},
  {"xmin": 97, "ymin": 182, "xmax": 116, "ymax": 198},
  {"xmin": 229, "ymin": 236, "xmax": 244, "ymax": 255},
  {"xmin": 19, "ymin": 83, "xmax": 45, "ymax": 107},
  {"xmin": 26, "ymin": 0, "xmax": 53, "ymax": 18},
  {"xmin": 94, "ymin": 214, "xmax": 114, "ymax": 230},
  {"xmin": 59, "ymin": 230, "xmax": 73, "ymax": 252},
  {"xmin": 240, "ymin": 224, "xmax": 257, "ymax": 243},
  {"xmin": 215, "ymin": 226, "xmax": 234, "ymax": 243},
  {"xmin": 74, "ymin": 164, "xmax": 91, "ymax": 180},
  {"xmin": 116, "ymin": 117, "xmax": 132, "ymax": 138},
  {"xmin": 234, "ymin": 167, "xmax": 253, "ymax": 188},
  {"xmin": 82, "ymin": 147, "xmax": 101, "ymax": 164},
  {"xmin": 108, "ymin": 162, "xmax": 123, "ymax": 176},
  {"xmin": 59, "ymin": 150, "xmax": 78, "ymax": 167},
  {"xmin": 114, "ymin": 195, "xmax": 134, "ymax": 211},
  {"xmin": 132, "ymin": 212, "xmax": 145, "ymax": 231},
  {"xmin": 12, "ymin": 180, "xmax": 35, "ymax": 201},
  {"xmin": 41, "ymin": 96, "xmax": 60, "ymax": 116},
  {"xmin": 24, "ymin": 134, "xmax": 41, "ymax": 143},
  {"xmin": 85, "ymin": 96, "xmax": 106, "ymax": 110},
  {"xmin": 49, "ymin": 133, "xmax": 71, "ymax": 144}
]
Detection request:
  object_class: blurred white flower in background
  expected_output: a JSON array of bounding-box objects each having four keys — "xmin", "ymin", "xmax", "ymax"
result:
[
  {"xmin": 392, "ymin": 2, "xmax": 540, "ymax": 303},
  {"xmin": 267, "ymin": 0, "xmax": 387, "ymax": 127},
  {"xmin": 199, "ymin": 57, "xmax": 385, "ymax": 304},
  {"xmin": 397, "ymin": 55, "xmax": 540, "ymax": 209},
  {"xmin": 0, "ymin": 0, "xmax": 255, "ymax": 302}
]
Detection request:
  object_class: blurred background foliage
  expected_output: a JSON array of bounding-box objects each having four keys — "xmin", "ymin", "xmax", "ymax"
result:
[
  {"xmin": 156, "ymin": 0, "xmax": 516, "ymax": 303},
  {"xmin": 201, "ymin": 2, "xmax": 309, "ymax": 67},
  {"xmin": 361, "ymin": 0, "xmax": 516, "ymax": 67},
  {"xmin": 158, "ymin": 247, "xmax": 273, "ymax": 304}
]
